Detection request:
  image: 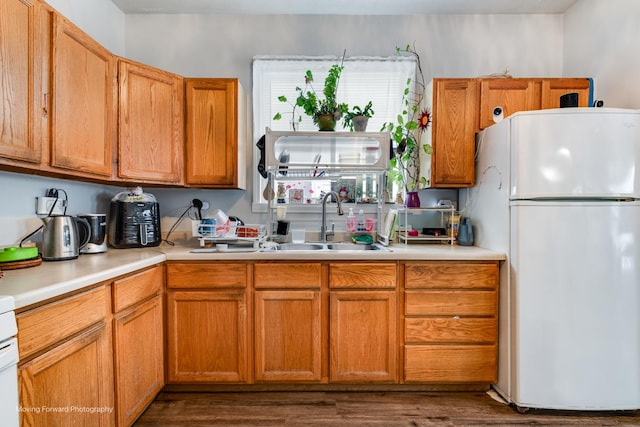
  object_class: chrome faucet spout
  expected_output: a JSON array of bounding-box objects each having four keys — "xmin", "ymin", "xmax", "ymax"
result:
[{"xmin": 320, "ymin": 191, "xmax": 343, "ymax": 242}]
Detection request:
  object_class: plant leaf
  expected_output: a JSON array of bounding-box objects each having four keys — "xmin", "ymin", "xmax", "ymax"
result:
[{"xmin": 273, "ymin": 113, "xmax": 282, "ymax": 120}]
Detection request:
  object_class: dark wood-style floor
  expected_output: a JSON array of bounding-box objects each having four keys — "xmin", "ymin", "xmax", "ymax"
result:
[{"xmin": 134, "ymin": 391, "xmax": 640, "ymax": 426}]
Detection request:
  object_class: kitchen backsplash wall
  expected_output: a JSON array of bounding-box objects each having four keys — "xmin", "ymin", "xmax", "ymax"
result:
[
  {"xmin": 3, "ymin": 0, "xmax": 638, "ymax": 248},
  {"xmin": 0, "ymin": 171, "xmax": 120, "ymax": 246}
]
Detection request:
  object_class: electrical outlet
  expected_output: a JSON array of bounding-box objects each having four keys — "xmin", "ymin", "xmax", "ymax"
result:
[{"xmin": 36, "ymin": 197, "xmax": 66, "ymax": 215}]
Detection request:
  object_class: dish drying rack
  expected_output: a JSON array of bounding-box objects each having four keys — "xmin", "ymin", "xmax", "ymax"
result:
[{"xmin": 191, "ymin": 220, "xmax": 266, "ymax": 248}]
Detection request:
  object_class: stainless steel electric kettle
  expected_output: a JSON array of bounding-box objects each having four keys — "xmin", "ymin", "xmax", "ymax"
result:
[{"xmin": 41, "ymin": 215, "xmax": 91, "ymax": 261}]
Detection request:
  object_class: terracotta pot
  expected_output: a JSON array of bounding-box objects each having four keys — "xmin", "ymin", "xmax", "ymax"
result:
[{"xmin": 317, "ymin": 114, "xmax": 336, "ymax": 131}]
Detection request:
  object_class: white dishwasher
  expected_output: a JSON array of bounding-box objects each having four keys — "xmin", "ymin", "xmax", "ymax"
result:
[{"xmin": 0, "ymin": 295, "xmax": 18, "ymax": 427}]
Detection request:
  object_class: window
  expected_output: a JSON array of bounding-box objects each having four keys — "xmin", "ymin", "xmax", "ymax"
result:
[{"xmin": 252, "ymin": 55, "xmax": 417, "ymax": 210}]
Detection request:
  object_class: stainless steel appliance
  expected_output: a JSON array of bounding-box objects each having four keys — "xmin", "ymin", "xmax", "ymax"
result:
[
  {"xmin": 78, "ymin": 214, "xmax": 108, "ymax": 254},
  {"xmin": 108, "ymin": 188, "xmax": 161, "ymax": 248},
  {"xmin": 41, "ymin": 215, "xmax": 91, "ymax": 261},
  {"xmin": 0, "ymin": 295, "xmax": 18, "ymax": 427}
]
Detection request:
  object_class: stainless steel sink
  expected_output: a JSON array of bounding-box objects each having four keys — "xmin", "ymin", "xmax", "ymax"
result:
[
  {"xmin": 271, "ymin": 242, "xmax": 391, "ymax": 252},
  {"xmin": 326, "ymin": 243, "xmax": 389, "ymax": 251},
  {"xmin": 273, "ymin": 243, "xmax": 326, "ymax": 251}
]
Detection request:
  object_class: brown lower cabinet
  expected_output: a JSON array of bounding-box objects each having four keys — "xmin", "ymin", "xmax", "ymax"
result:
[
  {"xmin": 17, "ymin": 286, "xmax": 115, "ymax": 426},
  {"xmin": 112, "ymin": 266, "xmax": 164, "ymax": 426},
  {"xmin": 16, "ymin": 259, "xmax": 499, "ymax": 425},
  {"xmin": 254, "ymin": 262, "xmax": 323, "ymax": 382},
  {"xmin": 403, "ymin": 261, "xmax": 499, "ymax": 383},
  {"xmin": 329, "ymin": 263, "xmax": 398, "ymax": 383},
  {"xmin": 17, "ymin": 266, "xmax": 165, "ymax": 427},
  {"xmin": 166, "ymin": 262, "xmax": 249, "ymax": 383},
  {"xmin": 165, "ymin": 260, "xmax": 499, "ymax": 386}
]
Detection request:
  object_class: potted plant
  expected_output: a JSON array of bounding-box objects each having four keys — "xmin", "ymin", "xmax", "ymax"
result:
[
  {"xmin": 343, "ymin": 101, "xmax": 374, "ymax": 132},
  {"xmin": 382, "ymin": 44, "xmax": 432, "ymax": 207},
  {"xmin": 274, "ymin": 58, "xmax": 348, "ymax": 131}
]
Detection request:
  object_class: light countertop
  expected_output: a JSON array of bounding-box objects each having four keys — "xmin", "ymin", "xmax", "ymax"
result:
[{"xmin": 0, "ymin": 242, "xmax": 504, "ymax": 310}]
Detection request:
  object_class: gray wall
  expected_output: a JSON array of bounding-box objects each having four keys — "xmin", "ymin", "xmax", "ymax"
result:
[
  {"xmin": 563, "ymin": 0, "xmax": 640, "ymax": 108},
  {"xmin": 124, "ymin": 12, "xmax": 564, "ymax": 228},
  {"xmin": 2, "ymin": 0, "xmax": 639, "ymax": 245}
]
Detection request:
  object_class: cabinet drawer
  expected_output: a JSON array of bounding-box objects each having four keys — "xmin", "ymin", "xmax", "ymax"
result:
[
  {"xmin": 405, "ymin": 290, "xmax": 496, "ymax": 316},
  {"xmin": 329, "ymin": 263, "xmax": 396, "ymax": 289},
  {"xmin": 405, "ymin": 318, "xmax": 496, "ymax": 344},
  {"xmin": 17, "ymin": 286, "xmax": 108, "ymax": 360},
  {"xmin": 404, "ymin": 345, "xmax": 497, "ymax": 383},
  {"xmin": 405, "ymin": 262, "xmax": 497, "ymax": 289},
  {"xmin": 167, "ymin": 262, "xmax": 247, "ymax": 289},
  {"xmin": 112, "ymin": 265, "xmax": 163, "ymax": 313},
  {"xmin": 254, "ymin": 263, "xmax": 322, "ymax": 289}
]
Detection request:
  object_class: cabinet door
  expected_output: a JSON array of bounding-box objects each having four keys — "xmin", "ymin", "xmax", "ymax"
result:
[
  {"xmin": 431, "ymin": 79, "xmax": 478, "ymax": 187},
  {"xmin": 0, "ymin": 0, "xmax": 46, "ymax": 165},
  {"xmin": 50, "ymin": 14, "xmax": 116, "ymax": 178},
  {"xmin": 19, "ymin": 323, "xmax": 115, "ymax": 426},
  {"xmin": 541, "ymin": 78, "xmax": 591, "ymax": 109},
  {"xmin": 184, "ymin": 78, "xmax": 247, "ymax": 188},
  {"xmin": 118, "ymin": 59, "xmax": 184, "ymax": 184},
  {"xmin": 113, "ymin": 295, "xmax": 164, "ymax": 426},
  {"xmin": 167, "ymin": 290, "xmax": 248, "ymax": 383},
  {"xmin": 478, "ymin": 78, "xmax": 540, "ymax": 129},
  {"xmin": 330, "ymin": 290, "xmax": 397, "ymax": 383},
  {"xmin": 255, "ymin": 290, "xmax": 322, "ymax": 382}
]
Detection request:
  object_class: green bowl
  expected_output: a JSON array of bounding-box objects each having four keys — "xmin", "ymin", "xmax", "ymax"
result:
[{"xmin": 0, "ymin": 246, "xmax": 39, "ymax": 263}]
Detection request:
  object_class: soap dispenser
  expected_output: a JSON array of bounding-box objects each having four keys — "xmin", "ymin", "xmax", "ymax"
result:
[
  {"xmin": 346, "ymin": 208, "xmax": 356, "ymax": 232},
  {"xmin": 356, "ymin": 209, "xmax": 365, "ymax": 232},
  {"xmin": 457, "ymin": 217, "xmax": 474, "ymax": 246}
]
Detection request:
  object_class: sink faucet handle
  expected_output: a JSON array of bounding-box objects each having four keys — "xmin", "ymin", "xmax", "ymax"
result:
[{"xmin": 326, "ymin": 223, "xmax": 335, "ymax": 241}]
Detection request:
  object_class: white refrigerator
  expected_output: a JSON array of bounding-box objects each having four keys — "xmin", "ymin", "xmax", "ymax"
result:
[{"xmin": 465, "ymin": 108, "xmax": 640, "ymax": 411}]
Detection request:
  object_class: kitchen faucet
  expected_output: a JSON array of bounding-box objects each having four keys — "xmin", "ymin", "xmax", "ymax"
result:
[{"xmin": 320, "ymin": 191, "xmax": 343, "ymax": 242}]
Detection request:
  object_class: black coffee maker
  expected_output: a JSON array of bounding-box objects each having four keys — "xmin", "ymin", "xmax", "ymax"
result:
[
  {"xmin": 78, "ymin": 213, "xmax": 108, "ymax": 253},
  {"xmin": 108, "ymin": 187, "xmax": 161, "ymax": 248}
]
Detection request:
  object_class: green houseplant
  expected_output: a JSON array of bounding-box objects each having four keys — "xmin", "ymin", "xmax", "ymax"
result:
[
  {"xmin": 343, "ymin": 101, "xmax": 374, "ymax": 132},
  {"xmin": 274, "ymin": 61, "xmax": 348, "ymax": 131},
  {"xmin": 382, "ymin": 44, "xmax": 432, "ymax": 206}
]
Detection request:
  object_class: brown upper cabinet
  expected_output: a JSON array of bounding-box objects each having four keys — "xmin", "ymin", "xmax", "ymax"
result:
[
  {"xmin": 478, "ymin": 77, "xmax": 591, "ymax": 129},
  {"xmin": 117, "ymin": 59, "xmax": 184, "ymax": 184},
  {"xmin": 184, "ymin": 78, "xmax": 247, "ymax": 189},
  {"xmin": 50, "ymin": 14, "xmax": 117, "ymax": 179},
  {"xmin": 478, "ymin": 78, "xmax": 541, "ymax": 129},
  {"xmin": 428, "ymin": 78, "xmax": 478, "ymax": 188},
  {"xmin": 428, "ymin": 77, "xmax": 591, "ymax": 188},
  {"xmin": 540, "ymin": 78, "xmax": 591, "ymax": 110},
  {"xmin": 0, "ymin": 0, "xmax": 48, "ymax": 167}
]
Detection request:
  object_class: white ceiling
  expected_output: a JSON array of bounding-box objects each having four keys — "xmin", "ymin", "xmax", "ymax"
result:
[{"xmin": 110, "ymin": 0, "xmax": 578, "ymax": 15}]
